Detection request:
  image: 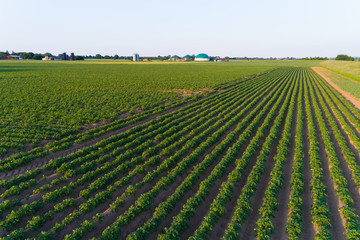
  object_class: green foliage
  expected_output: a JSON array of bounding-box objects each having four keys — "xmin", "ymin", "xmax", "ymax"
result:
[
  {"xmin": 335, "ymin": 54, "xmax": 354, "ymax": 61},
  {"xmin": 0, "ymin": 61, "xmax": 274, "ymax": 156},
  {"xmin": 320, "ymin": 60, "xmax": 360, "ymax": 83}
]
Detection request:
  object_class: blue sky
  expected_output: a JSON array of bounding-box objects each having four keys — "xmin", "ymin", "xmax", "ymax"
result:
[{"xmin": 2, "ymin": 0, "xmax": 359, "ymax": 58}]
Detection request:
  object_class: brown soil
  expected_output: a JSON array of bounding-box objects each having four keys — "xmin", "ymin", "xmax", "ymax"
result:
[
  {"xmin": 160, "ymin": 88, "xmax": 213, "ymax": 98},
  {"xmin": 312, "ymin": 67, "xmax": 360, "ymax": 110}
]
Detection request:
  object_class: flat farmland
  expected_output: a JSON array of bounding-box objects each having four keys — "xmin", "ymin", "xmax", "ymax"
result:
[{"xmin": 1, "ymin": 63, "xmax": 360, "ymax": 240}]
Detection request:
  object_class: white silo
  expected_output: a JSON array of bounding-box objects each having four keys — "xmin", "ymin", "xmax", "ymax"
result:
[{"xmin": 133, "ymin": 53, "xmax": 140, "ymax": 61}]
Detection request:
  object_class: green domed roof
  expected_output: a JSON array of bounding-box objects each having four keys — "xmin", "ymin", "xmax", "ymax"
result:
[
  {"xmin": 183, "ymin": 55, "xmax": 193, "ymax": 59},
  {"xmin": 171, "ymin": 55, "xmax": 180, "ymax": 59},
  {"xmin": 195, "ymin": 53, "xmax": 209, "ymax": 59}
]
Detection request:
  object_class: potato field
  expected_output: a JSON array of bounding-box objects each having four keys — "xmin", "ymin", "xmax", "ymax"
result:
[
  {"xmin": 0, "ymin": 62, "xmax": 275, "ymax": 156},
  {"xmin": 1, "ymin": 64, "xmax": 360, "ymax": 239}
]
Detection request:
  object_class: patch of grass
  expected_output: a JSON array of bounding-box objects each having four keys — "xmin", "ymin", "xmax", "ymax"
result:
[
  {"xmin": 316, "ymin": 67, "xmax": 360, "ymax": 98},
  {"xmin": 320, "ymin": 60, "xmax": 360, "ymax": 83}
]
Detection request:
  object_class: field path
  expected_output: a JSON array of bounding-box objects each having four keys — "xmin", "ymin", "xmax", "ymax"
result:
[{"xmin": 312, "ymin": 67, "xmax": 360, "ymax": 110}]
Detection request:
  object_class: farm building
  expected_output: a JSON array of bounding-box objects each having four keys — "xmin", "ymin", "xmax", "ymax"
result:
[
  {"xmin": 183, "ymin": 55, "xmax": 194, "ymax": 61},
  {"xmin": 169, "ymin": 55, "xmax": 181, "ymax": 61},
  {"xmin": 42, "ymin": 56, "xmax": 62, "ymax": 61},
  {"xmin": 133, "ymin": 53, "xmax": 140, "ymax": 61},
  {"xmin": 6, "ymin": 55, "xmax": 22, "ymax": 60},
  {"xmin": 195, "ymin": 53, "xmax": 210, "ymax": 61},
  {"xmin": 214, "ymin": 58, "xmax": 228, "ymax": 62}
]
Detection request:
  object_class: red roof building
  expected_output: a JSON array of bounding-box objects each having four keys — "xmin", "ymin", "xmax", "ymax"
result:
[{"xmin": 6, "ymin": 55, "xmax": 22, "ymax": 60}]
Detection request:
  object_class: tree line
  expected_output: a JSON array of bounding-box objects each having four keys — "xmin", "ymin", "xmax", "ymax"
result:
[{"xmin": 0, "ymin": 51, "xmax": 84, "ymax": 60}]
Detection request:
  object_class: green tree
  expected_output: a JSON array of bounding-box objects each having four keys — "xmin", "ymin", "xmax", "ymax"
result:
[
  {"xmin": 33, "ymin": 54, "xmax": 45, "ymax": 60},
  {"xmin": 335, "ymin": 54, "xmax": 354, "ymax": 61},
  {"xmin": 74, "ymin": 56, "xmax": 85, "ymax": 60},
  {"xmin": 20, "ymin": 52, "xmax": 35, "ymax": 59}
]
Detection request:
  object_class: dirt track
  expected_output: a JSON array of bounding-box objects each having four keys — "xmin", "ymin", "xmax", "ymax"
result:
[{"xmin": 312, "ymin": 67, "xmax": 360, "ymax": 110}]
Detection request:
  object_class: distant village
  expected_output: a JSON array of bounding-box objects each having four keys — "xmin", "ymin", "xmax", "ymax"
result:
[{"xmin": 132, "ymin": 53, "xmax": 228, "ymax": 62}]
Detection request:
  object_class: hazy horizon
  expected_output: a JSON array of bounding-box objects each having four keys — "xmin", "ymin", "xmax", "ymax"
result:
[{"xmin": 2, "ymin": 0, "xmax": 360, "ymax": 58}]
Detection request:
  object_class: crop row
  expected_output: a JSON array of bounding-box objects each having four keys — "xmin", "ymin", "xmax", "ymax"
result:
[{"xmin": 285, "ymin": 73, "xmax": 305, "ymax": 239}]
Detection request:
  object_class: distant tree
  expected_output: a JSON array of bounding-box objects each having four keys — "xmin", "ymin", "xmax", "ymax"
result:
[
  {"xmin": 33, "ymin": 54, "xmax": 45, "ymax": 60},
  {"xmin": 104, "ymin": 55, "xmax": 111, "ymax": 59},
  {"xmin": 19, "ymin": 52, "xmax": 34, "ymax": 59},
  {"xmin": 74, "ymin": 56, "xmax": 84, "ymax": 60},
  {"xmin": 44, "ymin": 52, "xmax": 53, "ymax": 57},
  {"xmin": 95, "ymin": 54, "xmax": 102, "ymax": 59},
  {"xmin": 114, "ymin": 54, "xmax": 119, "ymax": 60},
  {"xmin": 335, "ymin": 54, "xmax": 354, "ymax": 61},
  {"xmin": 300, "ymin": 56, "xmax": 328, "ymax": 60},
  {"xmin": 0, "ymin": 51, "xmax": 9, "ymax": 57}
]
